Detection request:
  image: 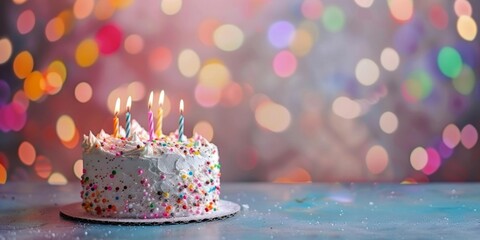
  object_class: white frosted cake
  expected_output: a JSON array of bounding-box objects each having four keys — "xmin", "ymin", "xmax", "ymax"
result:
[{"xmin": 80, "ymin": 120, "xmax": 221, "ymax": 219}]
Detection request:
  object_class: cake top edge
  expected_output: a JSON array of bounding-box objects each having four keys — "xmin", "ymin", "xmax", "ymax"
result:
[{"xmin": 82, "ymin": 119, "xmax": 217, "ymax": 157}]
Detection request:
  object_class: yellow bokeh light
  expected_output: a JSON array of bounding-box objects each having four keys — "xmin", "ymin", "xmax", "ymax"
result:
[
  {"xmin": 213, "ymin": 24, "xmax": 244, "ymax": 52},
  {"xmin": 73, "ymin": 159, "xmax": 83, "ymax": 180},
  {"xmin": 94, "ymin": 0, "xmax": 115, "ymax": 20},
  {"xmin": 193, "ymin": 121, "xmax": 214, "ymax": 142},
  {"xmin": 365, "ymin": 145, "xmax": 389, "ymax": 174},
  {"xmin": 178, "ymin": 49, "xmax": 201, "ymax": 78},
  {"xmin": 355, "ymin": 58, "xmax": 380, "ymax": 86},
  {"xmin": 198, "ymin": 61, "xmax": 231, "ymax": 89},
  {"xmin": 410, "ymin": 147, "xmax": 428, "ymax": 171},
  {"xmin": 110, "ymin": 0, "xmax": 133, "ymax": 9},
  {"xmin": 0, "ymin": 164, "xmax": 6, "ymax": 184},
  {"xmin": 332, "ymin": 96, "xmax": 361, "ymax": 119},
  {"xmin": 73, "ymin": 0, "xmax": 94, "ymax": 19},
  {"xmin": 74, "ymin": 82, "xmax": 93, "ymax": 103},
  {"xmin": 18, "ymin": 141, "xmax": 36, "ymax": 166},
  {"xmin": 13, "ymin": 51, "xmax": 34, "ymax": 79},
  {"xmin": 48, "ymin": 172, "xmax": 68, "ymax": 185},
  {"xmin": 13, "ymin": 0, "xmax": 27, "ymax": 4},
  {"xmin": 379, "ymin": 111, "xmax": 398, "ymax": 134},
  {"xmin": 47, "ymin": 60, "xmax": 67, "ymax": 83},
  {"xmin": 0, "ymin": 38, "xmax": 13, "ymax": 64},
  {"xmin": 45, "ymin": 17, "xmax": 65, "ymax": 42},
  {"xmin": 45, "ymin": 72, "xmax": 63, "ymax": 95},
  {"xmin": 289, "ymin": 29, "xmax": 314, "ymax": 57},
  {"xmin": 255, "ymin": 101, "xmax": 291, "ymax": 132},
  {"xmin": 24, "ymin": 71, "xmax": 45, "ymax": 101},
  {"xmin": 161, "ymin": 0, "xmax": 182, "ymax": 15},
  {"xmin": 457, "ymin": 15, "xmax": 477, "ymax": 41},
  {"xmin": 75, "ymin": 38, "xmax": 99, "ymax": 67},
  {"xmin": 56, "ymin": 115, "xmax": 76, "ymax": 142},
  {"xmin": 380, "ymin": 47, "xmax": 400, "ymax": 71}
]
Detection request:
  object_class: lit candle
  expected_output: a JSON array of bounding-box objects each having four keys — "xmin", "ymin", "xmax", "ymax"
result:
[
  {"xmin": 148, "ymin": 91, "xmax": 154, "ymax": 141},
  {"xmin": 178, "ymin": 99, "xmax": 184, "ymax": 141},
  {"xmin": 113, "ymin": 98, "xmax": 120, "ymax": 138},
  {"xmin": 155, "ymin": 90, "xmax": 165, "ymax": 137},
  {"xmin": 125, "ymin": 96, "xmax": 132, "ymax": 138}
]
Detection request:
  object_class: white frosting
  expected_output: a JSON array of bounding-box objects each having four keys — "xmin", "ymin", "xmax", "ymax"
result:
[{"xmin": 80, "ymin": 120, "xmax": 221, "ymax": 219}]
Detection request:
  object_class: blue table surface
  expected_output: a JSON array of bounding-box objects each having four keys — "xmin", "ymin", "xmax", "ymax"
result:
[{"xmin": 0, "ymin": 182, "xmax": 479, "ymax": 239}]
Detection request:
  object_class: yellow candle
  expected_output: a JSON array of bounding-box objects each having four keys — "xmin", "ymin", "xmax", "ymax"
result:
[
  {"xmin": 156, "ymin": 90, "xmax": 165, "ymax": 137},
  {"xmin": 113, "ymin": 98, "xmax": 120, "ymax": 138}
]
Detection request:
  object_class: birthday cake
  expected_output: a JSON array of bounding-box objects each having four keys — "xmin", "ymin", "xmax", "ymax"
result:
[{"xmin": 80, "ymin": 120, "xmax": 221, "ymax": 219}]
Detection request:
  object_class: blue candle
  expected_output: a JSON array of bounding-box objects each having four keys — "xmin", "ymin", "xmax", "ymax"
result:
[
  {"xmin": 125, "ymin": 96, "xmax": 132, "ymax": 138},
  {"xmin": 178, "ymin": 99, "xmax": 184, "ymax": 141}
]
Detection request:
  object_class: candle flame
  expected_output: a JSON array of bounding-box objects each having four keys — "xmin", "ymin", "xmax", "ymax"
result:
[
  {"xmin": 114, "ymin": 98, "xmax": 120, "ymax": 116},
  {"xmin": 148, "ymin": 91, "xmax": 153, "ymax": 109},
  {"xmin": 126, "ymin": 96, "xmax": 132, "ymax": 112},
  {"xmin": 179, "ymin": 99, "xmax": 184, "ymax": 113},
  {"xmin": 159, "ymin": 90, "xmax": 165, "ymax": 106}
]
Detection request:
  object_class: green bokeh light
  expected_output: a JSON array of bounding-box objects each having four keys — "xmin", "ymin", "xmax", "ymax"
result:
[
  {"xmin": 437, "ymin": 47, "xmax": 463, "ymax": 78},
  {"xmin": 322, "ymin": 6, "xmax": 345, "ymax": 32},
  {"xmin": 453, "ymin": 65, "xmax": 475, "ymax": 95},
  {"xmin": 404, "ymin": 70, "xmax": 433, "ymax": 101}
]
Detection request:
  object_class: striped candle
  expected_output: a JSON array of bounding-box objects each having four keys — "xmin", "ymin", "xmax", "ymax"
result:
[
  {"xmin": 113, "ymin": 98, "xmax": 120, "ymax": 138},
  {"xmin": 148, "ymin": 91, "xmax": 154, "ymax": 141},
  {"xmin": 155, "ymin": 90, "xmax": 164, "ymax": 137},
  {"xmin": 178, "ymin": 99, "xmax": 184, "ymax": 141},
  {"xmin": 125, "ymin": 96, "xmax": 132, "ymax": 138}
]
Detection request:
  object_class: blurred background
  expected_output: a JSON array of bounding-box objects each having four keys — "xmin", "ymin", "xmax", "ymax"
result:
[{"xmin": 0, "ymin": 0, "xmax": 479, "ymax": 184}]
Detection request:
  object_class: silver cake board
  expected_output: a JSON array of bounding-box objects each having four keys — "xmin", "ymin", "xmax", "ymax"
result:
[{"xmin": 59, "ymin": 200, "xmax": 240, "ymax": 225}]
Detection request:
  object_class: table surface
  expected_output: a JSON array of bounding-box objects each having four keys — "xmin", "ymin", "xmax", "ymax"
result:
[{"xmin": 0, "ymin": 182, "xmax": 479, "ymax": 239}]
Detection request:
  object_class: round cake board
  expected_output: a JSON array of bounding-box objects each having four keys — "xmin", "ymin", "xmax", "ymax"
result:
[{"xmin": 59, "ymin": 200, "xmax": 240, "ymax": 225}]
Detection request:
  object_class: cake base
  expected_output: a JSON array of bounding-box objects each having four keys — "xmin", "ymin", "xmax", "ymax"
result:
[{"xmin": 59, "ymin": 200, "xmax": 240, "ymax": 225}]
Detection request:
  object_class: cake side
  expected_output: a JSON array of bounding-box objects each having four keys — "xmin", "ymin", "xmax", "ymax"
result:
[{"xmin": 80, "ymin": 121, "xmax": 221, "ymax": 219}]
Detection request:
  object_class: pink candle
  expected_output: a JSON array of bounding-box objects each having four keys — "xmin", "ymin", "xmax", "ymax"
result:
[{"xmin": 148, "ymin": 91, "xmax": 154, "ymax": 141}]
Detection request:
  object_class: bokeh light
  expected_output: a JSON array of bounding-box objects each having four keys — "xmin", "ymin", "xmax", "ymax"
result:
[
  {"xmin": 73, "ymin": 0, "xmax": 94, "ymax": 19},
  {"xmin": 289, "ymin": 29, "xmax": 314, "ymax": 57},
  {"xmin": 75, "ymin": 82, "xmax": 93, "ymax": 103},
  {"xmin": 332, "ymin": 96, "xmax": 361, "ymax": 119},
  {"xmin": 452, "ymin": 65, "xmax": 475, "ymax": 95},
  {"xmin": 34, "ymin": 155, "xmax": 52, "ymax": 179},
  {"xmin": 301, "ymin": 0, "xmax": 323, "ymax": 20},
  {"xmin": 75, "ymin": 38, "xmax": 99, "ymax": 67},
  {"xmin": 45, "ymin": 17, "xmax": 65, "ymax": 42},
  {"xmin": 355, "ymin": 58, "xmax": 380, "ymax": 86},
  {"xmin": 255, "ymin": 101, "xmax": 291, "ymax": 133},
  {"xmin": 161, "ymin": 0, "xmax": 182, "ymax": 15},
  {"xmin": 178, "ymin": 49, "xmax": 201, "ymax": 78},
  {"xmin": 17, "ymin": 9, "xmax": 35, "ymax": 34},
  {"xmin": 354, "ymin": 0, "xmax": 374, "ymax": 8},
  {"xmin": 437, "ymin": 47, "xmax": 463, "ymax": 78},
  {"xmin": 213, "ymin": 24, "xmax": 244, "ymax": 52},
  {"xmin": 322, "ymin": 5, "xmax": 345, "ymax": 32},
  {"xmin": 379, "ymin": 111, "xmax": 398, "ymax": 134},
  {"xmin": 461, "ymin": 124, "xmax": 478, "ymax": 149},
  {"xmin": 47, "ymin": 172, "xmax": 68, "ymax": 185},
  {"xmin": 24, "ymin": 71, "xmax": 45, "ymax": 101},
  {"xmin": 443, "ymin": 124, "xmax": 461, "ymax": 149},
  {"xmin": 429, "ymin": 4, "xmax": 448, "ymax": 30},
  {"xmin": 457, "ymin": 15, "xmax": 477, "ymax": 41},
  {"xmin": 268, "ymin": 21, "xmax": 295, "ymax": 49},
  {"xmin": 94, "ymin": 0, "xmax": 115, "ymax": 20},
  {"xmin": 410, "ymin": 147, "xmax": 428, "ymax": 171},
  {"xmin": 422, "ymin": 148, "xmax": 441, "ymax": 175},
  {"xmin": 193, "ymin": 121, "xmax": 214, "ymax": 142},
  {"xmin": 149, "ymin": 47, "xmax": 172, "ymax": 72},
  {"xmin": 56, "ymin": 115, "xmax": 76, "ymax": 142},
  {"xmin": 273, "ymin": 50, "xmax": 297, "ymax": 78},
  {"xmin": 365, "ymin": 145, "xmax": 389, "ymax": 175},
  {"xmin": 0, "ymin": 38, "xmax": 13, "ymax": 64},
  {"xmin": 454, "ymin": 0, "xmax": 472, "ymax": 17},
  {"xmin": 13, "ymin": 51, "xmax": 34, "ymax": 79},
  {"xmin": 198, "ymin": 60, "xmax": 231, "ymax": 88},
  {"xmin": 124, "ymin": 34, "xmax": 144, "ymax": 54},
  {"xmin": 18, "ymin": 141, "xmax": 36, "ymax": 166},
  {"xmin": 0, "ymin": 164, "xmax": 6, "ymax": 184},
  {"xmin": 388, "ymin": 0, "xmax": 413, "ymax": 22},
  {"xmin": 95, "ymin": 24, "xmax": 123, "ymax": 54},
  {"xmin": 73, "ymin": 159, "xmax": 83, "ymax": 179},
  {"xmin": 402, "ymin": 70, "xmax": 433, "ymax": 102},
  {"xmin": 380, "ymin": 47, "xmax": 400, "ymax": 71}
]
